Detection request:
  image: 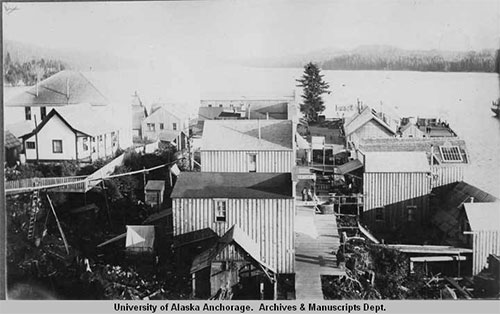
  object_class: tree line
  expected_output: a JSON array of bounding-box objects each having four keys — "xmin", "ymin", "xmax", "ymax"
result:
[
  {"xmin": 3, "ymin": 52, "xmax": 66, "ymax": 86},
  {"xmin": 320, "ymin": 51, "xmax": 498, "ymax": 72}
]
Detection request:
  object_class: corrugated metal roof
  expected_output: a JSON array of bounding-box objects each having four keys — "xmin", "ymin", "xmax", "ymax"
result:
[
  {"xmin": 4, "ymin": 130, "xmax": 22, "ymax": 148},
  {"xmin": 201, "ymin": 120, "xmax": 293, "ymax": 151},
  {"xmin": 145, "ymin": 180, "xmax": 165, "ymax": 191},
  {"xmin": 344, "ymin": 107, "xmax": 396, "ymax": 136},
  {"xmin": 6, "ymin": 70, "xmax": 109, "ymax": 107},
  {"xmin": 171, "ymin": 172, "xmax": 293, "ymax": 199},
  {"xmin": 464, "ymin": 202, "xmax": 500, "ymax": 231},
  {"xmin": 359, "ymin": 137, "xmax": 469, "ymax": 164},
  {"xmin": 337, "ymin": 159, "xmax": 363, "ymax": 174},
  {"xmin": 191, "ymin": 225, "xmax": 276, "ymax": 274},
  {"xmin": 364, "ymin": 151, "xmax": 430, "ymax": 173}
]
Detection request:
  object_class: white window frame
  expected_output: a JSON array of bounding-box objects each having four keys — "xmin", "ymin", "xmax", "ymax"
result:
[
  {"xmin": 214, "ymin": 199, "xmax": 227, "ymax": 222},
  {"xmin": 407, "ymin": 205, "xmax": 417, "ymax": 222},
  {"xmin": 439, "ymin": 146, "xmax": 463, "ymax": 163},
  {"xmin": 375, "ymin": 207, "xmax": 384, "ymax": 222},
  {"xmin": 52, "ymin": 139, "xmax": 63, "ymax": 154},
  {"xmin": 247, "ymin": 153, "xmax": 257, "ymax": 172}
]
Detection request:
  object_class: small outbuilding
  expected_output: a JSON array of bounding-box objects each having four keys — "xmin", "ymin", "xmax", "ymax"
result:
[{"xmin": 144, "ymin": 180, "xmax": 165, "ymax": 207}]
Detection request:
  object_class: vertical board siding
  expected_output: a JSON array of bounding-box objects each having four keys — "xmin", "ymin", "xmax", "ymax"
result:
[
  {"xmin": 201, "ymin": 150, "xmax": 294, "ymax": 173},
  {"xmin": 431, "ymin": 165, "xmax": 465, "ymax": 188},
  {"xmin": 363, "ymin": 172, "xmax": 431, "ymax": 210},
  {"xmin": 173, "ymin": 197, "xmax": 294, "ymax": 274},
  {"xmin": 473, "ymin": 230, "xmax": 500, "ymax": 275}
]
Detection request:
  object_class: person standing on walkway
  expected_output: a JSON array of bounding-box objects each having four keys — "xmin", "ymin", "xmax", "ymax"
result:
[{"xmin": 301, "ymin": 187, "xmax": 307, "ymax": 201}]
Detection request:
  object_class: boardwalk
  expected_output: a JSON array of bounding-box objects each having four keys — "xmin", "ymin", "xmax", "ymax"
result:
[{"xmin": 295, "ymin": 200, "xmax": 345, "ymax": 300}]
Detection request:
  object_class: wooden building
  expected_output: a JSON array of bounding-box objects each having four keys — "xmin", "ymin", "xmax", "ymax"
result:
[
  {"xmin": 171, "ymin": 172, "xmax": 295, "ymax": 277},
  {"xmin": 190, "ymin": 225, "xmax": 278, "ymax": 299},
  {"xmin": 144, "ymin": 180, "xmax": 165, "ymax": 207},
  {"xmin": 5, "ymin": 70, "xmax": 133, "ymax": 152},
  {"xmin": 21, "ymin": 109, "xmax": 120, "ymax": 162},
  {"xmin": 141, "ymin": 104, "xmax": 189, "ymax": 142},
  {"xmin": 343, "ymin": 107, "xmax": 396, "ymax": 150},
  {"xmin": 359, "ymin": 137, "xmax": 469, "ymax": 189},
  {"xmin": 131, "ymin": 92, "xmax": 147, "ymax": 140},
  {"xmin": 463, "ymin": 202, "xmax": 500, "ymax": 275},
  {"xmin": 430, "ymin": 181, "xmax": 498, "ymax": 275},
  {"xmin": 399, "ymin": 118, "xmax": 457, "ymax": 138},
  {"xmin": 200, "ymin": 120, "xmax": 295, "ymax": 173},
  {"xmin": 4, "ymin": 130, "xmax": 22, "ymax": 166},
  {"xmin": 199, "ymin": 92, "xmax": 298, "ymax": 122},
  {"xmin": 360, "ymin": 151, "xmax": 432, "ymax": 232}
]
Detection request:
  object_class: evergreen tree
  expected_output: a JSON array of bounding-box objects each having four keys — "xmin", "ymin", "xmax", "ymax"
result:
[{"xmin": 296, "ymin": 62, "xmax": 331, "ymax": 122}]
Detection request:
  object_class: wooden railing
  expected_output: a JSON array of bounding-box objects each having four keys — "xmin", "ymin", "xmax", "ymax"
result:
[{"xmin": 5, "ymin": 175, "xmax": 88, "ymax": 194}]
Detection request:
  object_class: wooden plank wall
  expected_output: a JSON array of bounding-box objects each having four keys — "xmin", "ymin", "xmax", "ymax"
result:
[
  {"xmin": 200, "ymin": 150, "xmax": 294, "ymax": 173},
  {"xmin": 431, "ymin": 165, "xmax": 465, "ymax": 188},
  {"xmin": 473, "ymin": 230, "xmax": 500, "ymax": 275},
  {"xmin": 173, "ymin": 197, "xmax": 295, "ymax": 274},
  {"xmin": 364, "ymin": 172, "xmax": 431, "ymax": 210}
]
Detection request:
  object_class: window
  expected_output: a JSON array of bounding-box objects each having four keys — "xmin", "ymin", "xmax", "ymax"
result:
[
  {"xmin": 219, "ymin": 104, "xmax": 223, "ymax": 107},
  {"xmin": 407, "ymin": 206, "xmax": 416, "ymax": 222},
  {"xmin": 439, "ymin": 146, "xmax": 463, "ymax": 162},
  {"xmin": 111, "ymin": 132, "xmax": 117, "ymax": 147},
  {"xmin": 248, "ymin": 153, "xmax": 257, "ymax": 172},
  {"xmin": 26, "ymin": 141, "xmax": 36, "ymax": 149},
  {"xmin": 83, "ymin": 138, "xmax": 89, "ymax": 151},
  {"xmin": 375, "ymin": 207, "xmax": 384, "ymax": 221},
  {"xmin": 147, "ymin": 123, "xmax": 155, "ymax": 132},
  {"xmin": 160, "ymin": 123, "xmax": 164, "ymax": 130},
  {"xmin": 25, "ymin": 107, "xmax": 32, "ymax": 120},
  {"xmin": 40, "ymin": 107, "xmax": 47, "ymax": 119},
  {"xmin": 214, "ymin": 199, "xmax": 227, "ymax": 222},
  {"xmin": 52, "ymin": 140, "xmax": 63, "ymax": 153},
  {"xmin": 172, "ymin": 123, "xmax": 177, "ymax": 131}
]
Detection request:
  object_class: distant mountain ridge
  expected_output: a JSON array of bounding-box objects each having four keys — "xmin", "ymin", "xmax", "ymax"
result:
[
  {"xmin": 3, "ymin": 39, "xmax": 138, "ymax": 71},
  {"xmin": 245, "ymin": 45, "xmax": 499, "ymax": 73}
]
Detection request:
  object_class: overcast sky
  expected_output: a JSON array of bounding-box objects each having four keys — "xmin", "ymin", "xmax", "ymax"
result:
[{"xmin": 3, "ymin": 0, "xmax": 500, "ymax": 67}]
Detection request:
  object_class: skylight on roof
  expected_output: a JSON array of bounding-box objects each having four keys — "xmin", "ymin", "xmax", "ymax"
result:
[{"xmin": 439, "ymin": 146, "xmax": 463, "ymax": 162}]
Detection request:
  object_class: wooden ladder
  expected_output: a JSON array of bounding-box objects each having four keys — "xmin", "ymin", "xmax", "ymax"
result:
[{"xmin": 27, "ymin": 188, "xmax": 40, "ymax": 240}]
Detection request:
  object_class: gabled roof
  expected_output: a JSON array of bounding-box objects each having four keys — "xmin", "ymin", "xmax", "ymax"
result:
[
  {"xmin": 364, "ymin": 151, "xmax": 430, "ymax": 173},
  {"xmin": 201, "ymin": 120, "xmax": 293, "ymax": 151},
  {"xmin": 337, "ymin": 159, "xmax": 363, "ymax": 175},
  {"xmin": 191, "ymin": 225, "xmax": 276, "ymax": 274},
  {"xmin": 198, "ymin": 106, "xmax": 226, "ymax": 121},
  {"xmin": 4, "ymin": 130, "xmax": 22, "ymax": 148},
  {"xmin": 158, "ymin": 130, "xmax": 183, "ymax": 142},
  {"xmin": 21, "ymin": 109, "xmax": 91, "ymax": 139},
  {"xmin": 171, "ymin": 172, "xmax": 293, "ymax": 199},
  {"xmin": 5, "ymin": 70, "xmax": 109, "ymax": 107},
  {"xmin": 464, "ymin": 202, "xmax": 500, "ymax": 231},
  {"xmin": 145, "ymin": 180, "xmax": 165, "ymax": 191},
  {"xmin": 359, "ymin": 137, "xmax": 469, "ymax": 164},
  {"xmin": 344, "ymin": 107, "xmax": 396, "ymax": 136}
]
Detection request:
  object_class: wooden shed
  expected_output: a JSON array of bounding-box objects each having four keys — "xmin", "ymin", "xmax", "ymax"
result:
[
  {"xmin": 463, "ymin": 202, "xmax": 500, "ymax": 275},
  {"xmin": 171, "ymin": 172, "xmax": 295, "ymax": 276},
  {"xmin": 190, "ymin": 225, "xmax": 278, "ymax": 299},
  {"xmin": 343, "ymin": 107, "xmax": 396, "ymax": 150},
  {"xmin": 200, "ymin": 120, "xmax": 295, "ymax": 173},
  {"xmin": 359, "ymin": 137, "xmax": 469, "ymax": 189},
  {"xmin": 361, "ymin": 151, "xmax": 432, "ymax": 233},
  {"xmin": 144, "ymin": 180, "xmax": 165, "ymax": 207}
]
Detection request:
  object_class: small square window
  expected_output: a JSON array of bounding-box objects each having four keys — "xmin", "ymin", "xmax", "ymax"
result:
[
  {"xmin": 407, "ymin": 206, "xmax": 416, "ymax": 222},
  {"xmin": 25, "ymin": 107, "xmax": 32, "ymax": 120},
  {"xmin": 52, "ymin": 140, "xmax": 63, "ymax": 154},
  {"xmin": 26, "ymin": 141, "xmax": 36, "ymax": 149},
  {"xmin": 160, "ymin": 123, "xmax": 164, "ymax": 130},
  {"xmin": 375, "ymin": 207, "xmax": 384, "ymax": 221},
  {"xmin": 83, "ymin": 138, "xmax": 89, "ymax": 151},
  {"xmin": 214, "ymin": 199, "xmax": 227, "ymax": 222},
  {"xmin": 172, "ymin": 123, "xmax": 177, "ymax": 131},
  {"xmin": 40, "ymin": 107, "xmax": 47, "ymax": 119}
]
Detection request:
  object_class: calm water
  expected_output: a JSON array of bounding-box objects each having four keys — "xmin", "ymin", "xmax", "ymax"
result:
[{"xmin": 197, "ymin": 67, "xmax": 500, "ymax": 197}]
